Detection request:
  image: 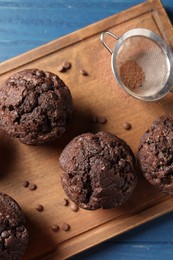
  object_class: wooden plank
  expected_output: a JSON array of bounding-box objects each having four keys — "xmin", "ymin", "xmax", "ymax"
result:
[
  {"xmin": 0, "ymin": 0, "xmax": 173, "ymax": 259},
  {"xmin": 151, "ymin": 2, "xmax": 173, "ymax": 46},
  {"xmin": 47, "ymin": 198, "xmax": 173, "ymax": 259}
]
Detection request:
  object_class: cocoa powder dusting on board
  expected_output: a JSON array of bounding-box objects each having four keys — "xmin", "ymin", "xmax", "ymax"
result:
[{"xmin": 120, "ymin": 60, "xmax": 145, "ymax": 90}]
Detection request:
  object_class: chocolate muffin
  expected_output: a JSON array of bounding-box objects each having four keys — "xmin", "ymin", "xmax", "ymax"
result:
[
  {"xmin": 137, "ymin": 115, "xmax": 173, "ymax": 195},
  {"xmin": 0, "ymin": 69, "xmax": 72, "ymax": 145},
  {"xmin": 59, "ymin": 131, "xmax": 137, "ymax": 210},
  {"xmin": 0, "ymin": 192, "xmax": 28, "ymax": 259}
]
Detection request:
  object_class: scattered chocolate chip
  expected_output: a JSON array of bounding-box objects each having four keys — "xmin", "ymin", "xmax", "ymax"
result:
[
  {"xmin": 71, "ymin": 204, "xmax": 79, "ymax": 212},
  {"xmin": 60, "ymin": 223, "xmax": 70, "ymax": 231},
  {"xmin": 62, "ymin": 198, "xmax": 69, "ymax": 206},
  {"xmin": 63, "ymin": 61, "xmax": 71, "ymax": 70},
  {"xmin": 22, "ymin": 180, "xmax": 29, "ymax": 188},
  {"xmin": 28, "ymin": 183, "xmax": 37, "ymax": 191},
  {"xmin": 51, "ymin": 225, "xmax": 59, "ymax": 232},
  {"xmin": 57, "ymin": 61, "xmax": 71, "ymax": 73},
  {"xmin": 97, "ymin": 116, "xmax": 107, "ymax": 124},
  {"xmin": 92, "ymin": 115, "xmax": 107, "ymax": 124},
  {"xmin": 35, "ymin": 205, "xmax": 44, "ymax": 212},
  {"xmin": 123, "ymin": 122, "xmax": 132, "ymax": 130},
  {"xmin": 80, "ymin": 69, "xmax": 88, "ymax": 76},
  {"xmin": 57, "ymin": 64, "xmax": 66, "ymax": 72}
]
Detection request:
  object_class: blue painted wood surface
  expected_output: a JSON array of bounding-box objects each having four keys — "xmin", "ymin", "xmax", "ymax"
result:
[{"xmin": 0, "ymin": 0, "xmax": 173, "ymax": 259}]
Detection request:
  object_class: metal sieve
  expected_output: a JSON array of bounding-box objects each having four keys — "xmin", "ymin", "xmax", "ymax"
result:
[{"xmin": 100, "ymin": 28, "xmax": 173, "ymax": 101}]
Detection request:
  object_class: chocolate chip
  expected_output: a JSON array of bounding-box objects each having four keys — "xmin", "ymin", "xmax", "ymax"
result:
[
  {"xmin": 71, "ymin": 204, "xmax": 79, "ymax": 212},
  {"xmin": 123, "ymin": 122, "xmax": 132, "ymax": 130},
  {"xmin": 60, "ymin": 223, "xmax": 70, "ymax": 231},
  {"xmin": 62, "ymin": 198, "xmax": 69, "ymax": 206},
  {"xmin": 1, "ymin": 231, "xmax": 9, "ymax": 239},
  {"xmin": 63, "ymin": 61, "xmax": 71, "ymax": 70},
  {"xmin": 57, "ymin": 64, "xmax": 66, "ymax": 72},
  {"xmin": 35, "ymin": 205, "xmax": 44, "ymax": 212},
  {"xmin": 92, "ymin": 115, "xmax": 107, "ymax": 124},
  {"xmin": 80, "ymin": 69, "xmax": 88, "ymax": 76},
  {"xmin": 97, "ymin": 116, "xmax": 107, "ymax": 124},
  {"xmin": 22, "ymin": 180, "xmax": 29, "ymax": 188},
  {"xmin": 28, "ymin": 183, "xmax": 37, "ymax": 190},
  {"xmin": 51, "ymin": 225, "xmax": 59, "ymax": 232}
]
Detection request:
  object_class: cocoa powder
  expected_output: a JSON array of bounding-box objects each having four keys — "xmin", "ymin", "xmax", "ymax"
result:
[{"xmin": 120, "ymin": 60, "xmax": 145, "ymax": 90}]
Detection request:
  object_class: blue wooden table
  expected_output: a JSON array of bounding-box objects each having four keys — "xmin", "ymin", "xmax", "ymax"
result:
[{"xmin": 0, "ymin": 0, "xmax": 173, "ymax": 259}]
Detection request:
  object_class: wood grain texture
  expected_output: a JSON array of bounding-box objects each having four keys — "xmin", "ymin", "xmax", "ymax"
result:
[{"xmin": 0, "ymin": 0, "xmax": 173, "ymax": 259}]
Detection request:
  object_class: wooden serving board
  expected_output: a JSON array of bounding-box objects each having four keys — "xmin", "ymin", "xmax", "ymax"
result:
[{"xmin": 0, "ymin": 0, "xmax": 173, "ymax": 259}]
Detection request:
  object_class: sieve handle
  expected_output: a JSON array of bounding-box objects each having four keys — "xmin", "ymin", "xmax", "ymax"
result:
[{"xmin": 100, "ymin": 31, "xmax": 119, "ymax": 54}]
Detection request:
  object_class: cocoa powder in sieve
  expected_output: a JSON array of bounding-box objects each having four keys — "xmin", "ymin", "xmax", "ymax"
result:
[{"xmin": 120, "ymin": 60, "xmax": 145, "ymax": 90}]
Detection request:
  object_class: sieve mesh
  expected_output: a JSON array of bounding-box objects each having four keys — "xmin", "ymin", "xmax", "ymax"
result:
[{"xmin": 115, "ymin": 36, "xmax": 170, "ymax": 97}]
